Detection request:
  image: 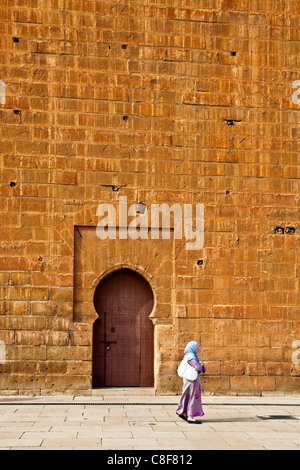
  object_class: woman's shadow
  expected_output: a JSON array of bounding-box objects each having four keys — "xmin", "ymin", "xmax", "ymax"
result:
[{"xmin": 201, "ymin": 416, "xmax": 260, "ymax": 422}]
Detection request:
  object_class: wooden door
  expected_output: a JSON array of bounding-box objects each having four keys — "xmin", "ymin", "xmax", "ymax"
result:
[{"xmin": 92, "ymin": 269, "xmax": 154, "ymax": 387}]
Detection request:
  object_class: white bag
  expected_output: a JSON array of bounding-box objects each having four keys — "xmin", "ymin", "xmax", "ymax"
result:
[{"xmin": 177, "ymin": 359, "xmax": 198, "ymax": 381}]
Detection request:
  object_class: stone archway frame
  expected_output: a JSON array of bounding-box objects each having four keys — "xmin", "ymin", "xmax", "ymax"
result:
[
  {"xmin": 54, "ymin": 202, "xmax": 188, "ymax": 392},
  {"xmin": 54, "ymin": 202, "xmax": 185, "ymax": 327},
  {"xmin": 72, "ymin": 224, "xmax": 175, "ymax": 326}
]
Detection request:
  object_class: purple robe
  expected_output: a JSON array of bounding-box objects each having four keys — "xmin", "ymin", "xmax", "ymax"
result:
[{"xmin": 176, "ymin": 359, "xmax": 205, "ymax": 418}]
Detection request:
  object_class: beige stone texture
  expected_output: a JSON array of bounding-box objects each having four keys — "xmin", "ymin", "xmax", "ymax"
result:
[{"xmin": 0, "ymin": 0, "xmax": 299, "ymax": 395}]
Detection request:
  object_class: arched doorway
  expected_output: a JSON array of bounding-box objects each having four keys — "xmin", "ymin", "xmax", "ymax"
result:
[{"xmin": 92, "ymin": 268, "xmax": 154, "ymax": 387}]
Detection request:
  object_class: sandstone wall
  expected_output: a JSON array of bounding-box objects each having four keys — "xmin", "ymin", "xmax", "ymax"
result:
[{"xmin": 0, "ymin": 0, "xmax": 299, "ymax": 395}]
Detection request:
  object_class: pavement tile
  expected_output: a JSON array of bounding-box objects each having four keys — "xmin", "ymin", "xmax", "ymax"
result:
[
  {"xmin": 22, "ymin": 431, "xmax": 79, "ymax": 439},
  {"xmin": 0, "ymin": 438, "xmax": 43, "ymax": 448},
  {"xmin": 41, "ymin": 438, "xmax": 101, "ymax": 448},
  {"xmin": 0, "ymin": 432, "xmax": 24, "ymax": 439},
  {"xmin": 0, "ymin": 395, "xmax": 299, "ymax": 450}
]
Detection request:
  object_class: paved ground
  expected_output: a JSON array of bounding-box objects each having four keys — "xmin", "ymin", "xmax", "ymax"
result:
[{"xmin": 0, "ymin": 392, "xmax": 299, "ymax": 450}]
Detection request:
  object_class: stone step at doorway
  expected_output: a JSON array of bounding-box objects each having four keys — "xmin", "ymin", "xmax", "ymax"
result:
[{"xmin": 91, "ymin": 387, "xmax": 156, "ymax": 397}]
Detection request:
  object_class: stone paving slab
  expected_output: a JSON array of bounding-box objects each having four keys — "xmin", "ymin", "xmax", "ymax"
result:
[{"xmin": 0, "ymin": 394, "xmax": 299, "ymax": 450}]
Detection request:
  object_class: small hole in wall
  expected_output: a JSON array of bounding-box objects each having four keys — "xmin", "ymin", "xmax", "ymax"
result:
[
  {"xmin": 274, "ymin": 227, "xmax": 284, "ymax": 234},
  {"xmin": 9, "ymin": 182, "xmax": 16, "ymax": 188},
  {"xmin": 197, "ymin": 260, "xmax": 203, "ymax": 266},
  {"xmin": 121, "ymin": 44, "xmax": 128, "ymax": 49},
  {"xmin": 122, "ymin": 115, "xmax": 128, "ymax": 122},
  {"xmin": 230, "ymin": 51, "xmax": 237, "ymax": 56},
  {"xmin": 286, "ymin": 227, "xmax": 296, "ymax": 235},
  {"xmin": 13, "ymin": 37, "xmax": 19, "ymax": 43},
  {"xmin": 13, "ymin": 109, "xmax": 21, "ymax": 115},
  {"xmin": 135, "ymin": 203, "xmax": 146, "ymax": 215}
]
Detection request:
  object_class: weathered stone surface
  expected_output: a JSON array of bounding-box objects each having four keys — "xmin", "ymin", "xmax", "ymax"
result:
[{"xmin": 0, "ymin": 0, "xmax": 299, "ymax": 395}]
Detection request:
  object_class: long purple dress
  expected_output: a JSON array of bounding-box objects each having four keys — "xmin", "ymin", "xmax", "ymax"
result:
[{"xmin": 176, "ymin": 359, "xmax": 205, "ymax": 418}]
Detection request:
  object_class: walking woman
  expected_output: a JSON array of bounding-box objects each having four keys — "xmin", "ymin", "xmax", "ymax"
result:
[{"xmin": 176, "ymin": 341, "xmax": 205, "ymax": 423}]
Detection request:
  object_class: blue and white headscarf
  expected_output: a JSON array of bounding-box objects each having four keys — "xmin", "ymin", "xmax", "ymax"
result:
[{"xmin": 184, "ymin": 341, "xmax": 200, "ymax": 364}]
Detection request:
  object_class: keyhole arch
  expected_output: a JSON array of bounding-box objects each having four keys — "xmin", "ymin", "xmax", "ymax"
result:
[{"xmin": 92, "ymin": 268, "xmax": 155, "ymax": 387}]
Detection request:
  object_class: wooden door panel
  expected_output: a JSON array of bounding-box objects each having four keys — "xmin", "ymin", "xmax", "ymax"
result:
[
  {"xmin": 105, "ymin": 314, "xmax": 140, "ymax": 387},
  {"xmin": 93, "ymin": 269, "xmax": 154, "ymax": 387}
]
